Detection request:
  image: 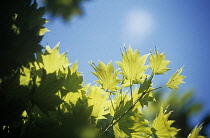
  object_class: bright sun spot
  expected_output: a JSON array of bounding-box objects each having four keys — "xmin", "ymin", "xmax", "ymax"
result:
[{"xmin": 122, "ymin": 9, "xmax": 154, "ymax": 44}]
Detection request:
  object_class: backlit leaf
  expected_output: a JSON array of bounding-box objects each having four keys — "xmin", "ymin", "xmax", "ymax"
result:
[
  {"xmin": 137, "ymin": 76, "xmax": 153, "ymax": 94},
  {"xmin": 152, "ymin": 107, "xmax": 180, "ymax": 138},
  {"xmin": 39, "ymin": 27, "xmax": 50, "ymax": 35},
  {"xmin": 116, "ymin": 46, "xmax": 149, "ymax": 87},
  {"xmin": 111, "ymin": 94, "xmax": 137, "ymax": 137},
  {"xmin": 63, "ymin": 92, "xmax": 80, "ymax": 106},
  {"xmin": 187, "ymin": 124, "xmax": 204, "ymax": 138},
  {"xmin": 63, "ymin": 67, "xmax": 83, "ymax": 92},
  {"xmin": 32, "ymin": 72, "xmax": 64, "ymax": 113},
  {"xmin": 110, "ymin": 93, "xmax": 152, "ymax": 137},
  {"xmin": 63, "ymin": 84, "xmax": 89, "ymax": 112},
  {"xmin": 166, "ymin": 67, "xmax": 186, "ymax": 90},
  {"xmin": 131, "ymin": 116, "xmax": 152, "ymax": 138},
  {"xmin": 133, "ymin": 87, "xmax": 155, "ymax": 108},
  {"xmin": 42, "ymin": 43, "xmax": 70, "ymax": 74},
  {"xmin": 150, "ymin": 50, "xmax": 171, "ymax": 75},
  {"xmin": 88, "ymin": 85, "xmax": 110, "ymax": 120},
  {"xmin": 90, "ymin": 61, "xmax": 121, "ymax": 92},
  {"xmin": 19, "ymin": 66, "xmax": 31, "ymax": 86}
]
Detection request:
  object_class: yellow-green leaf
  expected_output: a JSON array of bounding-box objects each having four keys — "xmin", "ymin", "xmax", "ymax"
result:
[
  {"xmin": 133, "ymin": 86, "xmax": 155, "ymax": 108},
  {"xmin": 109, "ymin": 93, "xmax": 135, "ymax": 137},
  {"xmin": 64, "ymin": 84, "xmax": 89, "ymax": 106},
  {"xmin": 42, "ymin": 43, "xmax": 70, "ymax": 74},
  {"xmin": 90, "ymin": 61, "xmax": 121, "ymax": 92},
  {"xmin": 19, "ymin": 66, "xmax": 31, "ymax": 86},
  {"xmin": 88, "ymin": 85, "xmax": 110, "ymax": 120},
  {"xmin": 116, "ymin": 46, "xmax": 149, "ymax": 87},
  {"xmin": 39, "ymin": 27, "xmax": 50, "ymax": 35},
  {"xmin": 32, "ymin": 72, "xmax": 65, "ymax": 113},
  {"xmin": 150, "ymin": 50, "xmax": 171, "ymax": 75},
  {"xmin": 131, "ymin": 117, "xmax": 152, "ymax": 138},
  {"xmin": 166, "ymin": 67, "xmax": 186, "ymax": 90},
  {"xmin": 110, "ymin": 93, "xmax": 151, "ymax": 137},
  {"xmin": 64, "ymin": 92, "xmax": 80, "ymax": 106},
  {"xmin": 152, "ymin": 107, "xmax": 180, "ymax": 138},
  {"xmin": 63, "ymin": 67, "xmax": 83, "ymax": 92},
  {"xmin": 187, "ymin": 124, "xmax": 205, "ymax": 138}
]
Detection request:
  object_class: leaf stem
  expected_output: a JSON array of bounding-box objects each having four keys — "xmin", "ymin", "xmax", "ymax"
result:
[
  {"xmin": 108, "ymin": 91, "xmax": 115, "ymax": 112},
  {"xmin": 130, "ymin": 80, "xmax": 133, "ymax": 104},
  {"xmin": 102, "ymin": 86, "xmax": 163, "ymax": 134}
]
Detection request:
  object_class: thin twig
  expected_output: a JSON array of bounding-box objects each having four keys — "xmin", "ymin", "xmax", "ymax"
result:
[
  {"xmin": 104, "ymin": 91, "xmax": 127, "ymax": 134},
  {"xmin": 130, "ymin": 79, "xmax": 133, "ymax": 104},
  {"xmin": 102, "ymin": 86, "xmax": 163, "ymax": 134},
  {"xmin": 109, "ymin": 91, "xmax": 115, "ymax": 112}
]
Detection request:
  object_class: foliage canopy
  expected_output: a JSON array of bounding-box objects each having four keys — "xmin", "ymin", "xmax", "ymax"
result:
[
  {"xmin": 1, "ymin": 42, "xmax": 204, "ymax": 137},
  {"xmin": 0, "ymin": 0, "xmax": 208, "ymax": 138}
]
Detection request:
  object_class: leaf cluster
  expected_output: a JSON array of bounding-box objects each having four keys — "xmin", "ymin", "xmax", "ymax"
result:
[
  {"xmin": 1, "ymin": 42, "xmax": 205, "ymax": 137},
  {"xmin": 0, "ymin": 42, "xmax": 199, "ymax": 138},
  {"xmin": 0, "ymin": 0, "xmax": 49, "ymax": 77},
  {"xmin": 1, "ymin": 1, "xmax": 206, "ymax": 137},
  {"xmin": 143, "ymin": 90, "xmax": 210, "ymax": 137},
  {"xmin": 89, "ymin": 46, "xmax": 190, "ymax": 137}
]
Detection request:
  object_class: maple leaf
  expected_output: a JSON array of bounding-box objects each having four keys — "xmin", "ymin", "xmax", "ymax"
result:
[
  {"xmin": 39, "ymin": 27, "xmax": 50, "ymax": 36},
  {"xmin": 110, "ymin": 93, "xmax": 152, "ymax": 138},
  {"xmin": 87, "ymin": 85, "xmax": 110, "ymax": 120},
  {"xmin": 41, "ymin": 43, "xmax": 70, "ymax": 74},
  {"xmin": 166, "ymin": 67, "xmax": 186, "ymax": 90},
  {"xmin": 32, "ymin": 72, "xmax": 64, "ymax": 113},
  {"xmin": 90, "ymin": 61, "xmax": 121, "ymax": 92},
  {"xmin": 187, "ymin": 124, "xmax": 205, "ymax": 138},
  {"xmin": 131, "ymin": 116, "xmax": 152, "ymax": 138},
  {"xmin": 63, "ymin": 66, "xmax": 83, "ymax": 93},
  {"xmin": 19, "ymin": 66, "xmax": 31, "ymax": 86},
  {"xmin": 150, "ymin": 50, "xmax": 171, "ymax": 75},
  {"xmin": 152, "ymin": 107, "xmax": 180, "ymax": 138},
  {"xmin": 116, "ymin": 46, "xmax": 149, "ymax": 87},
  {"xmin": 63, "ymin": 84, "xmax": 89, "ymax": 112},
  {"xmin": 132, "ymin": 76, "xmax": 155, "ymax": 108}
]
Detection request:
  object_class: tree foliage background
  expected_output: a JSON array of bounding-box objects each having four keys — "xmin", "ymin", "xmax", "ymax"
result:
[{"xmin": 0, "ymin": 0, "xmax": 209, "ymax": 137}]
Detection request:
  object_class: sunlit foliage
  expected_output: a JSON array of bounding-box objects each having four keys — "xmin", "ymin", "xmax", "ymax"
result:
[
  {"xmin": 1, "ymin": 0, "xmax": 207, "ymax": 137},
  {"xmin": 1, "ymin": 43, "xmax": 197, "ymax": 137}
]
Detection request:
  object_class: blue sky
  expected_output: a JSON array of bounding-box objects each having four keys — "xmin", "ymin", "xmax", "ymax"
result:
[{"xmin": 40, "ymin": 0, "xmax": 210, "ymax": 126}]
